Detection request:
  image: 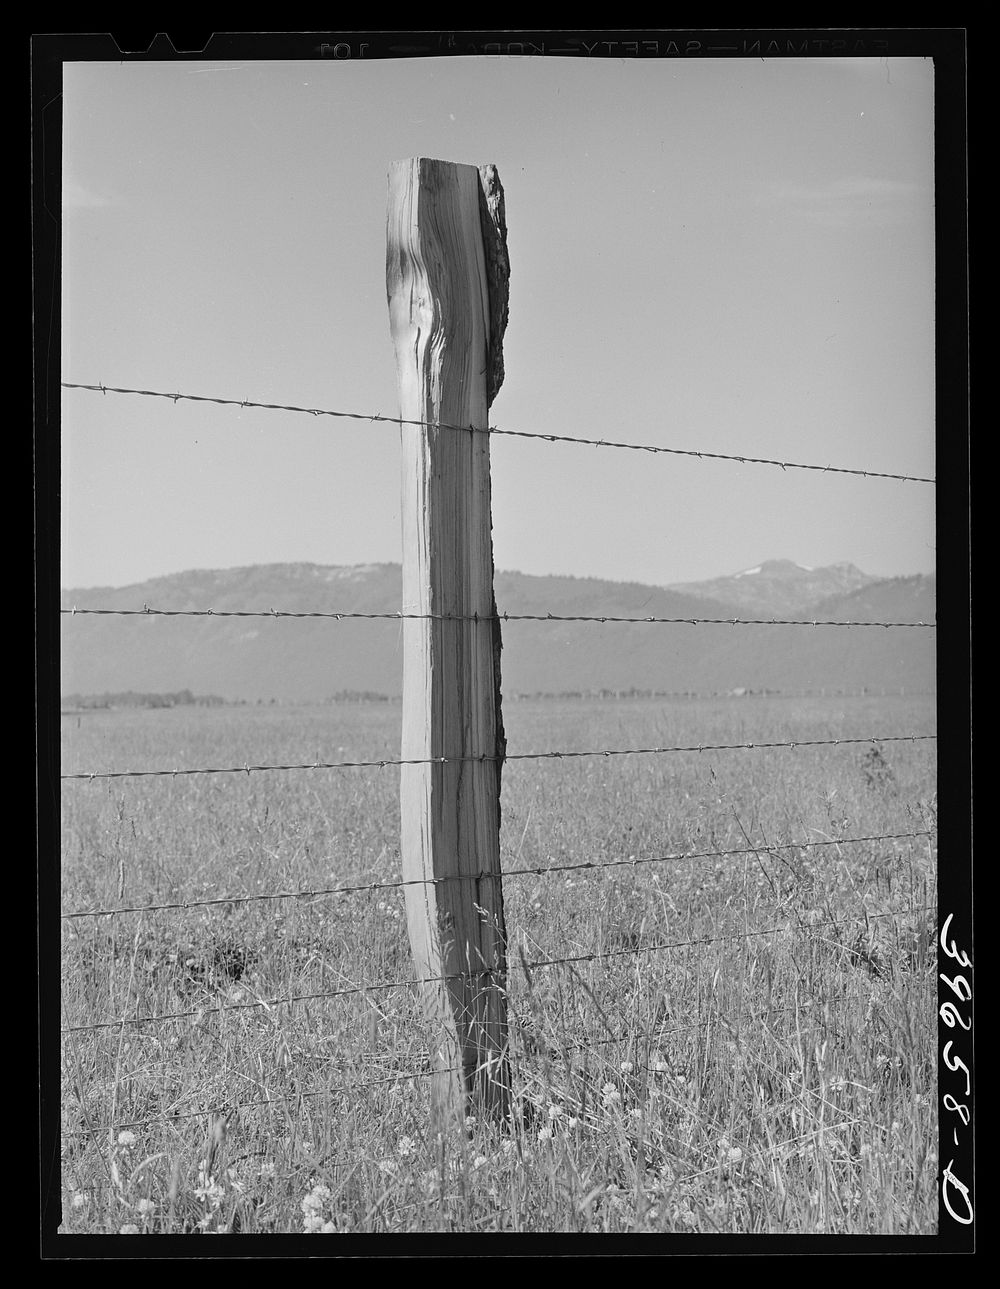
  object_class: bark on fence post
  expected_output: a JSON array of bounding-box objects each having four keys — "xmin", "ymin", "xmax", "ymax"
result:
[{"xmin": 386, "ymin": 157, "xmax": 510, "ymax": 1132}]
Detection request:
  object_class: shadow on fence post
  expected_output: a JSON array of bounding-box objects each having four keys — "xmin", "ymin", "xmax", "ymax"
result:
[{"xmin": 386, "ymin": 157, "xmax": 511, "ymax": 1135}]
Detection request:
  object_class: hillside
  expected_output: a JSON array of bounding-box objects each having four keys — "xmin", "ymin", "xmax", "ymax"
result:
[
  {"xmin": 664, "ymin": 559, "xmax": 879, "ymax": 616},
  {"xmin": 61, "ymin": 562, "xmax": 936, "ymax": 701}
]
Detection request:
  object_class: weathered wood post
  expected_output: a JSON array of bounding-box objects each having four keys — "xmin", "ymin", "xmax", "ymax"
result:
[{"xmin": 386, "ymin": 158, "xmax": 510, "ymax": 1131}]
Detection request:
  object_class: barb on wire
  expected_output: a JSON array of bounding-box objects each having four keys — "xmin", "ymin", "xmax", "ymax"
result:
[
  {"xmin": 59, "ymin": 604, "xmax": 937, "ymax": 629},
  {"xmin": 60, "ymin": 903, "xmax": 932, "ymax": 1037},
  {"xmin": 59, "ymin": 733, "xmax": 937, "ymax": 782},
  {"xmin": 60, "ymin": 830, "xmax": 935, "ymax": 921},
  {"xmin": 61, "ymin": 382, "xmax": 936, "ymax": 484}
]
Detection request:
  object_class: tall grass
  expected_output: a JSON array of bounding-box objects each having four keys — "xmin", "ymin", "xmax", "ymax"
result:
[{"xmin": 59, "ymin": 694, "xmax": 937, "ymax": 1234}]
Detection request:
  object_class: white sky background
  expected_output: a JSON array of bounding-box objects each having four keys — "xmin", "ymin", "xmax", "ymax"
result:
[{"xmin": 61, "ymin": 55, "xmax": 936, "ymax": 591}]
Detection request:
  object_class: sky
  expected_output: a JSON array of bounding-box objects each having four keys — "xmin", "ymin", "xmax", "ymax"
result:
[{"xmin": 60, "ymin": 53, "xmax": 937, "ymax": 591}]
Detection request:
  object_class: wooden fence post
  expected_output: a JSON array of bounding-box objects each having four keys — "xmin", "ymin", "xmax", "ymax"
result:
[{"xmin": 386, "ymin": 157, "xmax": 511, "ymax": 1132}]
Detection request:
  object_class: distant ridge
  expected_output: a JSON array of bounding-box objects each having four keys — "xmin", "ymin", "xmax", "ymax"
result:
[
  {"xmin": 61, "ymin": 561, "xmax": 936, "ymax": 702},
  {"xmin": 664, "ymin": 559, "xmax": 880, "ymax": 617}
]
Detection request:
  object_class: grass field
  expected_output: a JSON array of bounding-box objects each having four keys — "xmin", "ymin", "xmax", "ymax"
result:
[{"xmin": 58, "ymin": 693, "xmax": 938, "ymax": 1236}]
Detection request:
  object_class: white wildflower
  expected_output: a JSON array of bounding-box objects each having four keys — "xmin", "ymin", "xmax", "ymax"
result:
[{"xmin": 195, "ymin": 1169, "xmax": 225, "ymax": 1208}]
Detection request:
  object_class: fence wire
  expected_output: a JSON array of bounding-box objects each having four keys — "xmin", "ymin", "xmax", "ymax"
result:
[
  {"xmin": 61, "ymin": 604, "xmax": 936, "ymax": 628},
  {"xmin": 61, "ymin": 829, "xmax": 935, "ymax": 922},
  {"xmin": 60, "ymin": 733, "xmax": 936, "ymax": 782},
  {"xmin": 61, "ymin": 902, "xmax": 932, "ymax": 1037},
  {"xmin": 61, "ymin": 382, "xmax": 936, "ymax": 484}
]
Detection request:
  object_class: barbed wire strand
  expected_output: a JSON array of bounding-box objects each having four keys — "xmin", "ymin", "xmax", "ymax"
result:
[
  {"xmin": 60, "ymin": 733, "xmax": 936, "ymax": 782},
  {"xmin": 61, "ymin": 382, "xmax": 936, "ymax": 484},
  {"xmin": 61, "ymin": 996, "xmax": 860, "ymax": 1139},
  {"xmin": 61, "ymin": 903, "xmax": 932, "ymax": 1037},
  {"xmin": 522, "ymin": 903, "xmax": 932, "ymax": 974},
  {"xmin": 61, "ymin": 829, "xmax": 935, "ymax": 922},
  {"xmin": 60, "ymin": 605, "xmax": 936, "ymax": 629}
]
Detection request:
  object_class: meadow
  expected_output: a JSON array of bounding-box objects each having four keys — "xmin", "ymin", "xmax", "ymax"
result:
[{"xmin": 58, "ymin": 692, "xmax": 938, "ymax": 1237}]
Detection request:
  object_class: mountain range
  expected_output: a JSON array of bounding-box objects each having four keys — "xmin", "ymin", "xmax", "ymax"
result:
[
  {"xmin": 60, "ymin": 560, "xmax": 936, "ymax": 702},
  {"xmin": 664, "ymin": 559, "xmax": 879, "ymax": 616}
]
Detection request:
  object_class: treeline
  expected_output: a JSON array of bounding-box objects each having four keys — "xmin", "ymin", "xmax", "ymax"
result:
[
  {"xmin": 61, "ymin": 690, "xmax": 400, "ymax": 710},
  {"xmin": 324, "ymin": 691, "xmax": 395, "ymax": 704},
  {"xmin": 508, "ymin": 686, "xmax": 920, "ymax": 702},
  {"xmin": 62, "ymin": 689, "xmax": 229, "ymax": 710},
  {"xmin": 508, "ymin": 687, "xmax": 764, "ymax": 701}
]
